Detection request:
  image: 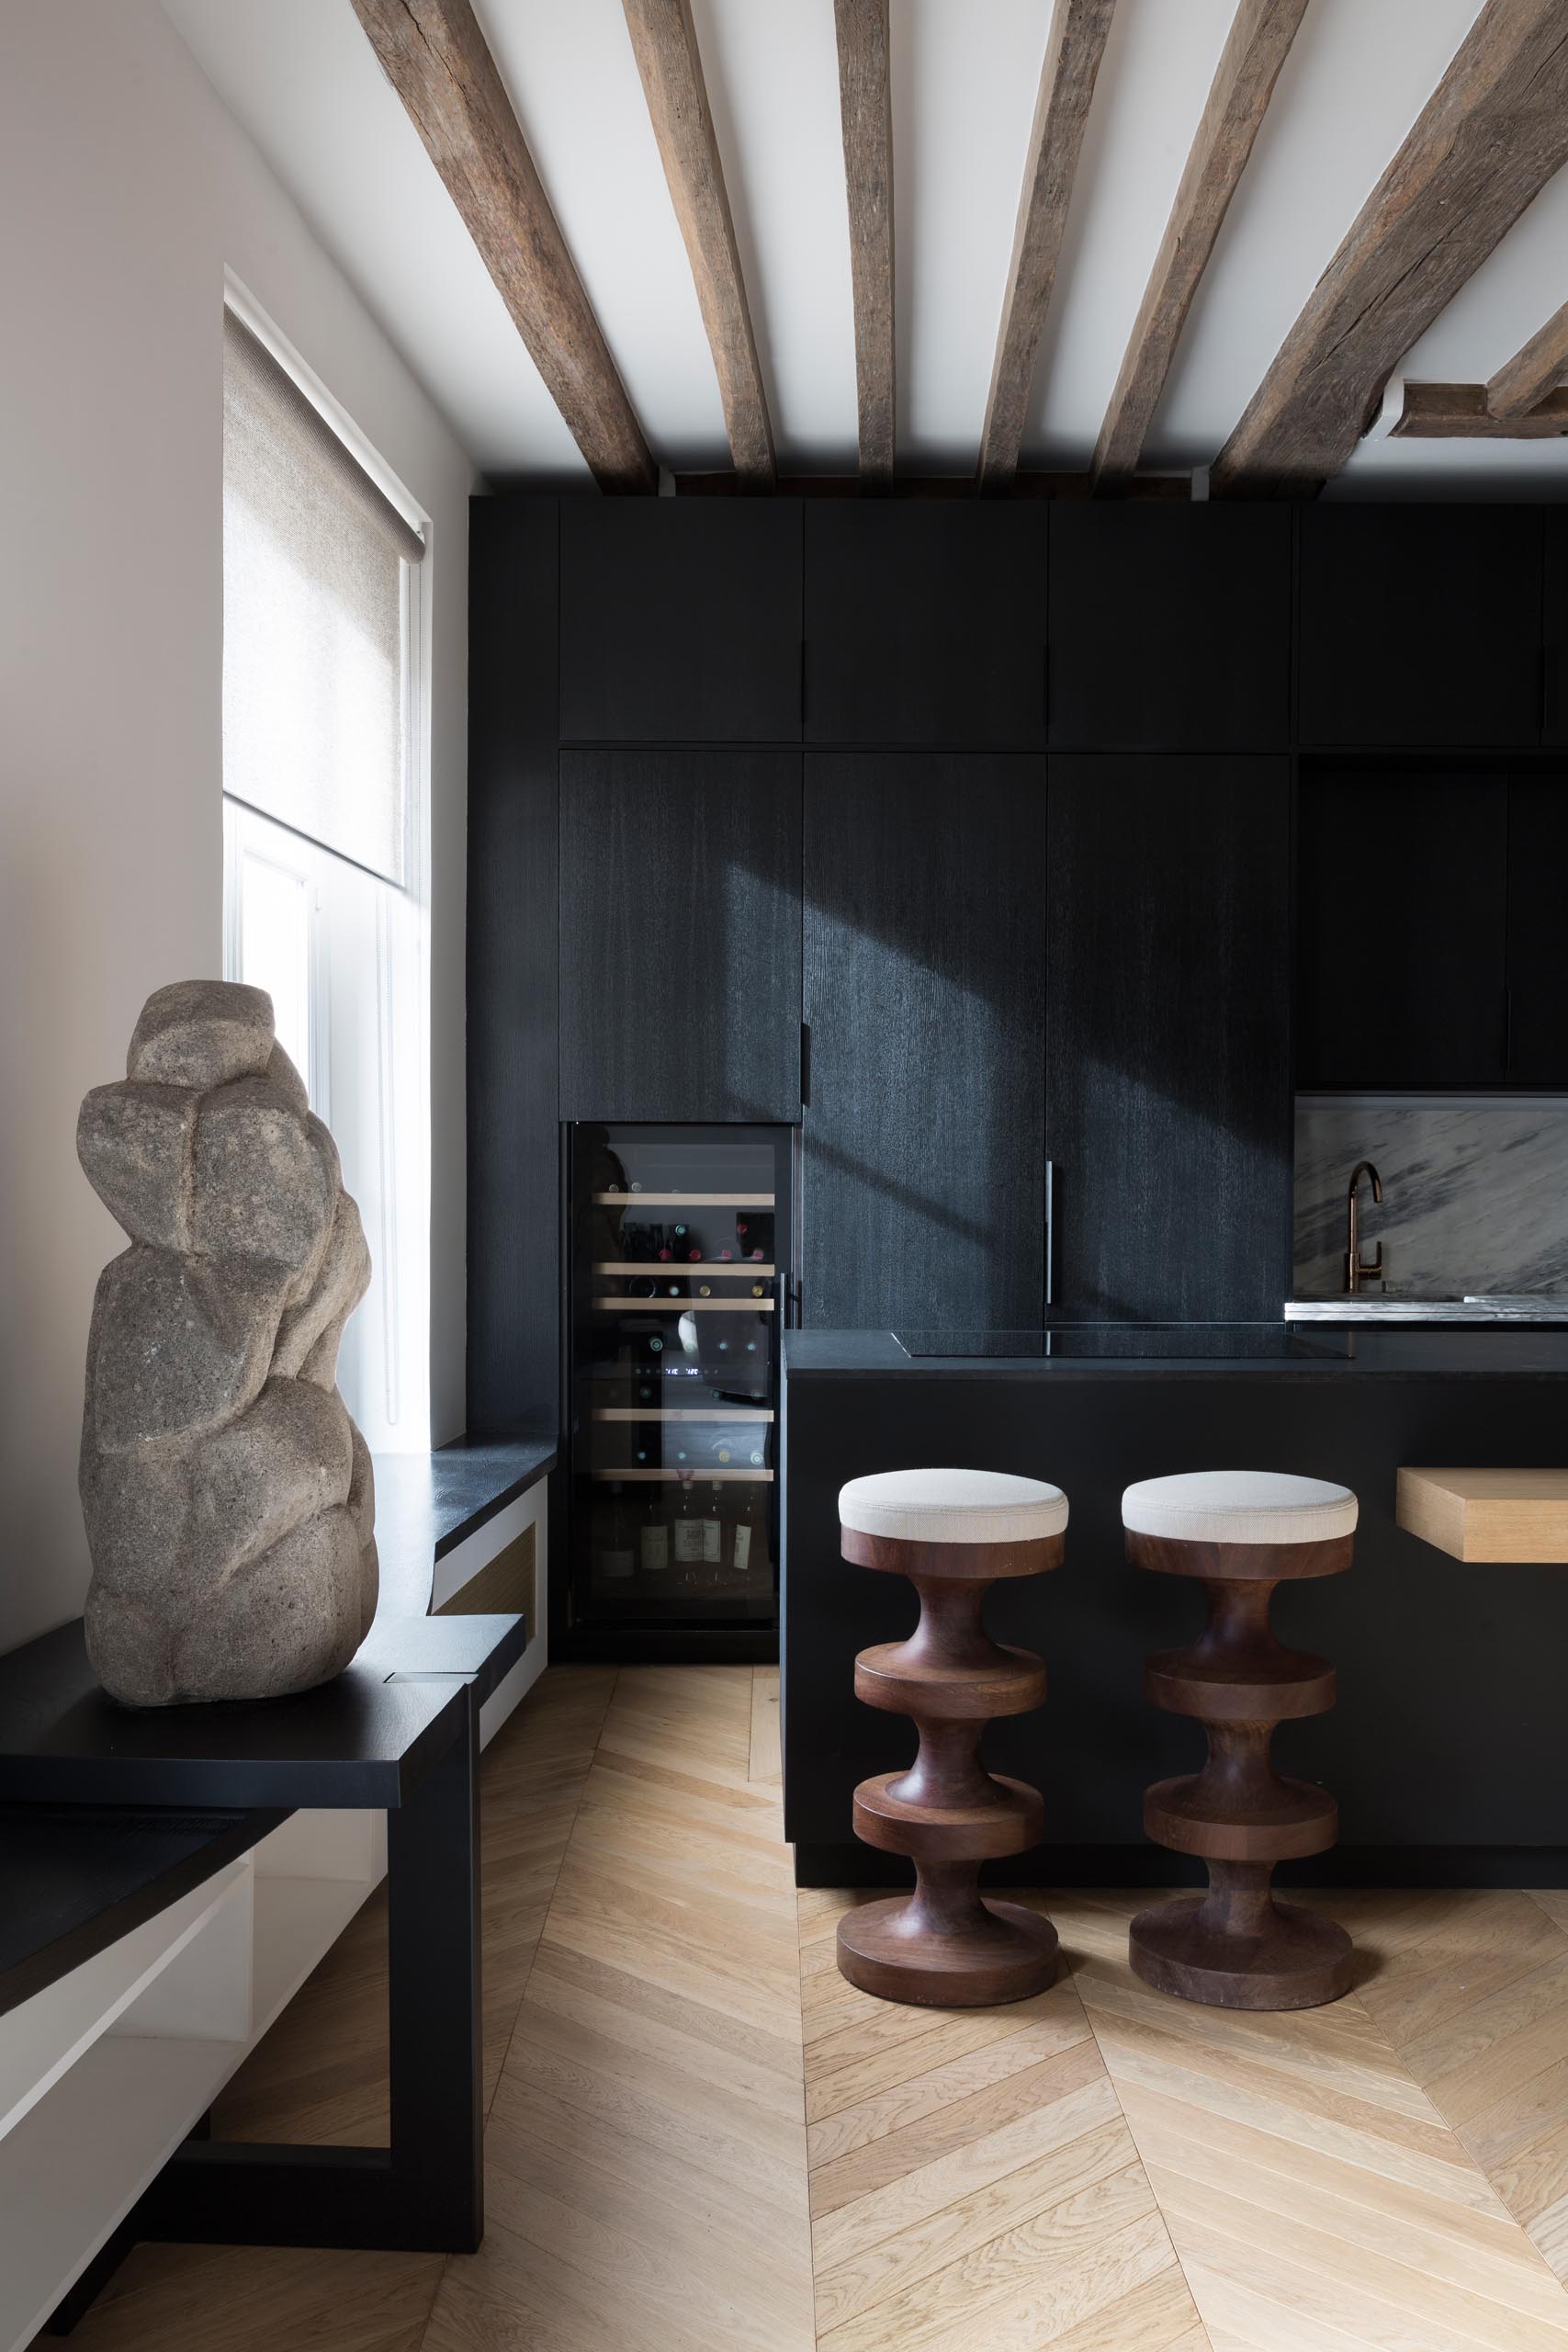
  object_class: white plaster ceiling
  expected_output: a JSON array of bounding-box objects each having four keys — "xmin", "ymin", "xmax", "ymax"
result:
[{"xmin": 163, "ymin": 0, "xmax": 1568, "ymax": 493}]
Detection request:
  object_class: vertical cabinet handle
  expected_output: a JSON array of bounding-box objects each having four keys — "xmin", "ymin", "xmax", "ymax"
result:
[
  {"xmin": 800, "ymin": 1021, "xmax": 812, "ymax": 1109},
  {"xmin": 1044, "ymin": 1160, "xmax": 1055, "ymax": 1310}
]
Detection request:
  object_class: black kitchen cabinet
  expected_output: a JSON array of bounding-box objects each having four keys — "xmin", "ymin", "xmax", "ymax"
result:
[
  {"xmin": 1298, "ymin": 506, "xmax": 1543, "ymax": 749},
  {"xmin": 1047, "ymin": 503, "xmax": 1291, "ymax": 749},
  {"xmin": 803, "ymin": 504, "xmax": 1048, "ymax": 745},
  {"xmin": 1506, "ymin": 774, "xmax": 1568, "ymax": 1083},
  {"xmin": 801, "ymin": 753, "xmax": 1047, "ymax": 1329},
  {"xmin": 559, "ymin": 750, "xmax": 802, "ymax": 1121},
  {"xmin": 1546, "ymin": 510, "xmax": 1568, "ymax": 747},
  {"xmin": 468, "ymin": 497, "xmax": 560, "ymax": 1431},
  {"xmin": 1047, "ymin": 756, "xmax": 1292, "ymax": 1321},
  {"xmin": 559, "ymin": 500, "xmax": 802, "ymax": 741},
  {"xmin": 1295, "ymin": 766, "xmax": 1508, "ymax": 1090}
]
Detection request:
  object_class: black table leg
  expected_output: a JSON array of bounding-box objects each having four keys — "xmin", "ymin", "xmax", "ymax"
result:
[
  {"xmin": 388, "ymin": 1670, "xmax": 483, "ymax": 2250},
  {"xmin": 110, "ymin": 1689, "xmax": 483, "ymax": 2264}
]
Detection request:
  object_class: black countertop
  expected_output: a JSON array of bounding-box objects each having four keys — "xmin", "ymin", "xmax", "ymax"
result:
[
  {"xmin": 784, "ymin": 1328, "xmax": 1568, "ymax": 1380},
  {"xmin": 371, "ymin": 1434, "xmax": 556, "ymax": 1617}
]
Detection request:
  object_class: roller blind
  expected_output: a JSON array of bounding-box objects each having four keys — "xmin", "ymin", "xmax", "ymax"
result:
[{"xmin": 221, "ymin": 311, "xmax": 423, "ymax": 887}]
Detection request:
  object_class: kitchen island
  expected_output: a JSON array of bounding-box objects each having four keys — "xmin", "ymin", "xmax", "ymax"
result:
[{"xmin": 781, "ymin": 1327, "xmax": 1568, "ymax": 1888}]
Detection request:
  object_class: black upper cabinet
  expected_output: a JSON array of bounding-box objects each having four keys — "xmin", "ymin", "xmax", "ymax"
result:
[
  {"xmin": 1047, "ymin": 505, "xmax": 1291, "ymax": 749},
  {"xmin": 558, "ymin": 750, "xmax": 802, "ymax": 1121},
  {"xmin": 559, "ymin": 501, "xmax": 802, "ymax": 741},
  {"xmin": 1047, "ymin": 757, "xmax": 1292, "ymax": 1322},
  {"xmin": 1545, "ymin": 510, "xmax": 1568, "ymax": 747},
  {"xmin": 1295, "ymin": 767, "xmax": 1509, "ymax": 1090},
  {"xmin": 802, "ymin": 753, "xmax": 1047, "ymax": 1329},
  {"xmin": 1506, "ymin": 775, "xmax": 1568, "ymax": 1083},
  {"xmin": 1298, "ymin": 506, "xmax": 1544, "ymax": 749},
  {"xmin": 803, "ymin": 505, "xmax": 1048, "ymax": 745}
]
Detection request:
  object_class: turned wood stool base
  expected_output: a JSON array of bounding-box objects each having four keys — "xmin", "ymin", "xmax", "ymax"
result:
[
  {"xmin": 838, "ymin": 1889, "xmax": 1059, "ymax": 2008},
  {"xmin": 1130, "ymin": 1871, "xmax": 1352, "ymax": 2012},
  {"xmin": 837, "ymin": 1468, "xmax": 1068, "ymax": 2008},
  {"xmin": 1123, "ymin": 1471, "xmax": 1358, "ymax": 2014}
]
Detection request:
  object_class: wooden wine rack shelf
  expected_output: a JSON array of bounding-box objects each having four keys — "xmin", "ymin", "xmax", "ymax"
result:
[
  {"xmin": 592, "ymin": 1297, "xmax": 774, "ymax": 1313},
  {"xmin": 592, "ymin": 1192, "xmax": 775, "ymax": 1207},
  {"xmin": 592, "ymin": 1408, "xmax": 774, "ymax": 1422},
  {"xmin": 592, "ymin": 1262, "xmax": 775, "ymax": 1277}
]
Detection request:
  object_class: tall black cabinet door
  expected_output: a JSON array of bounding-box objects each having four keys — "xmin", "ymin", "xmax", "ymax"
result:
[
  {"xmin": 1295, "ymin": 768, "xmax": 1508, "ymax": 1090},
  {"xmin": 1047, "ymin": 757, "xmax": 1292, "ymax": 1321},
  {"xmin": 1546, "ymin": 510, "xmax": 1568, "ymax": 747},
  {"xmin": 803, "ymin": 506, "xmax": 1048, "ymax": 745},
  {"xmin": 1298, "ymin": 506, "xmax": 1543, "ymax": 749},
  {"xmin": 559, "ymin": 751, "xmax": 802, "ymax": 1121},
  {"xmin": 1047, "ymin": 504, "xmax": 1291, "ymax": 750},
  {"xmin": 468, "ymin": 498, "xmax": 560, "ymax": 1431},
  {"xmin": 1506, "ymin": 775, "xmax": 1568, "ymax": 1084},
  {"xmin": 802, "ymin": 754, "xmax": 1047, "ymax": 1329},
  {"xmin": 559, "ymin": 501, "xmax": 802, "ymax": 741}
]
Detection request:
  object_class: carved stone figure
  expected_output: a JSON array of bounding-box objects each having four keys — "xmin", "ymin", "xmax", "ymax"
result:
[{"xmin": 77, "ymin": 980, "xmax": 378, "ymax": 1705}]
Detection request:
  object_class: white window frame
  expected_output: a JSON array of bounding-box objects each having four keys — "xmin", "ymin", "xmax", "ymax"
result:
[{"xmin": 220, "ymin": 273, "xmax": 433, "ymax": 1454}]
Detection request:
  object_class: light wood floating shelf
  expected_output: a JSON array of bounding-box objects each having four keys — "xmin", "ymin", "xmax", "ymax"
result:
[
  {"xmin": 592, "ymin": 1262, "xmax": 775, "ymax": 1276},
  {"xmin": 591, "ymin": 1468, "xmax": 773, "ymax": 1484},
  {"xmin": 1396, "ymin": 1467, "xmax": 1568, "ymax": 1562},
  {"xmin": 592, "ymin": 1408, "xmax": 773, "ymax": 1422},
  {"xmin": 592, "ymin": 1297, "xmax": 774, "ymax": 1313},
  {"xmin": 592, "ymin": 1192, "xmax": 775, "ymax": 1207}
]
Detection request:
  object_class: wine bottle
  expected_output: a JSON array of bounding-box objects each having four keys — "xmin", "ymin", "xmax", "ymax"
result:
[
  {"xmin": 600, "ymin": 1482, "xmax": 634, "ymax": 1582},
  {"xmin": 671, "ymin": 1473, "xmax": 706, "ymax": 1570},
  {"xmin": 736, "ymin": 1212, "xmax": 773, "ymax": 1262},
  {"xmin": 731, "ymin": 1487, "xmax": 761, "ymax": 1578},
  {"xmin": 638, "ymin": 1509, "xmax": 669, "ymax": 1581},
  {"xmin": 702, "ymin": 1486, "xmax": 724, "ymax": 1569}
]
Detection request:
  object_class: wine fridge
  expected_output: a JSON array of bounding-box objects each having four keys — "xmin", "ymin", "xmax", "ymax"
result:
[{"xmin": 565, "ymin": 1123, "xmax": 793, "ymax": 1650}]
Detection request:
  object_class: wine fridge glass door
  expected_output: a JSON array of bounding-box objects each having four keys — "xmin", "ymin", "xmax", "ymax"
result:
[{"xmin": 567, "ymin": 1123, "xmax": 792, "ymax": 1635}]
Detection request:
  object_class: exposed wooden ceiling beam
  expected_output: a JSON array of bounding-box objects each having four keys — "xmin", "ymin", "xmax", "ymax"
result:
[
  {"xmin": 976, "ymin": 0, "xmax": 1116, "ymax": 497},
  {"xmin": 832, "ymin": 0, "xmax": 896, "ymax": 487},
  {"xmin": 351, "ymin": 0, "xmax": 654, "ymax": 492},
  {"xmin": 1388, "ymin": 380, "xmax": 1568, "ymax": 439},
  {"xmin": 1090, "ymin": 0, "xmax": 1306, "ymax": 495},
  {"xmin": 623, "ymin": 0, "xmax": 774, "ymax": 488},
  {"xmin": 1211, "ymin": 0, "xmax": 1568, "ymax": 499},
  {"xmin": 1487, "ymin": 301, "xmax": 1568, "ymax": 417}
]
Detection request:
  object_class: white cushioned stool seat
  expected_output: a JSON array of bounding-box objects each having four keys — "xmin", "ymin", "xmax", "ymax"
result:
[
  {"xmin": 840, "ymin": 1467, "xmax": 1067, "ymax": 1546},
  {"xmin": 1122, "ymin": 1470, "xmax": 1357, "ymax": 1547}
]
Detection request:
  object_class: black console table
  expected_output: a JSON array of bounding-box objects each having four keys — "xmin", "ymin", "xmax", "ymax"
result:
[{"xmin": 0, "ymin": 1607, "xmax": 524, "ymax": 2313}]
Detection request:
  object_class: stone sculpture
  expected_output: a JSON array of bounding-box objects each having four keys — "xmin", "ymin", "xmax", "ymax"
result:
[{"xmin": 77, "ymin": 980, "xmax": 378, "ymax": 1705}]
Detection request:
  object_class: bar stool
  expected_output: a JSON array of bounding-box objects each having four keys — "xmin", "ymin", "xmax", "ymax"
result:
[
  {"xmin": 1125, "ymin": 1470, "xmax": 1357, "ymax": 2011},
  {"xmin": 836, "ymin": 1467, "xmax": 1066, "ymax": 2007}
]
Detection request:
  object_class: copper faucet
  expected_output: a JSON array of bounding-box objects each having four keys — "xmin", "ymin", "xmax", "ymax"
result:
[{"xmin": 1345, "ymin": 1160, "xmax": 1384, "ymax": 1294}]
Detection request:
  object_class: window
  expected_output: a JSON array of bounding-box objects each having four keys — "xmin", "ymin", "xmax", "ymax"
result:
[{"xmin": 221, "ymin": 298, "xmax": 430, "ymax": 1451}]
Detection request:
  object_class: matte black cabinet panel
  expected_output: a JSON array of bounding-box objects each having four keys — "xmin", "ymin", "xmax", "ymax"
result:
[
  {"xmin": 559, "ymin": 750, "xmax": 802, "ymax": 1121},
  {"xmin": 468, "ymin": 498, "xmax": 560, "ymax": 1431},
  {"xmin": 1506, "ymin": 775, "xmax": 1568, "ymax": 1083},
  {"xmin": 1546, "ymin": 510, "xmax": 1568, "ymax": 747},
  {"xmin": 559, "ymin": 500, "xmax": 802, "ymax": 741},
  {"xmin": 1047, "ymin": 504, "xmax": 1291, "ymax": 749},
  {"xmin": 802, "ymin": 753, "xmax": 1047, "ymax": 1329},
  {"xmin": 1298, "ymin": 506, "xmax": 1543, "ymax": 748},
  {"xmin": 1295, "ymin": 767, "xmax": 1508, "ymax": 1090},
  {"xmin": 1047, "ymin": 756, "xmax": 1292, "ymax": 1321},
  {"xmin": 804, "ymin": 505, "xmax": 1048, "ymax": 744}
]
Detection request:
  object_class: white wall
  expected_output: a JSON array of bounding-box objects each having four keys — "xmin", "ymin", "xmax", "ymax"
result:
[{"xmin": 0, "ymin": 0, "xmax": 477, "ymax": 1652}]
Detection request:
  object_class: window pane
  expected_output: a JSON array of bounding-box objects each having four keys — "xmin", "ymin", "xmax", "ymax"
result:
[{"xmin": 235, "ymin": 843, "xmax": 312, "ymax": 1092}]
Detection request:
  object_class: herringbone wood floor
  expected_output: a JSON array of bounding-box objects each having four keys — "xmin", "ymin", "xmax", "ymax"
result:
[{"xmin": 47, "ymin": 1667, "xmax": 1568, "ymax": 2350}]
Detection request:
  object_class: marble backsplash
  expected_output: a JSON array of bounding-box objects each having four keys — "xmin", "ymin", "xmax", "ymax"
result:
[{"xmin": 1294, "ymin": 1097, "xmax": 1568, "ymax": 1297}]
